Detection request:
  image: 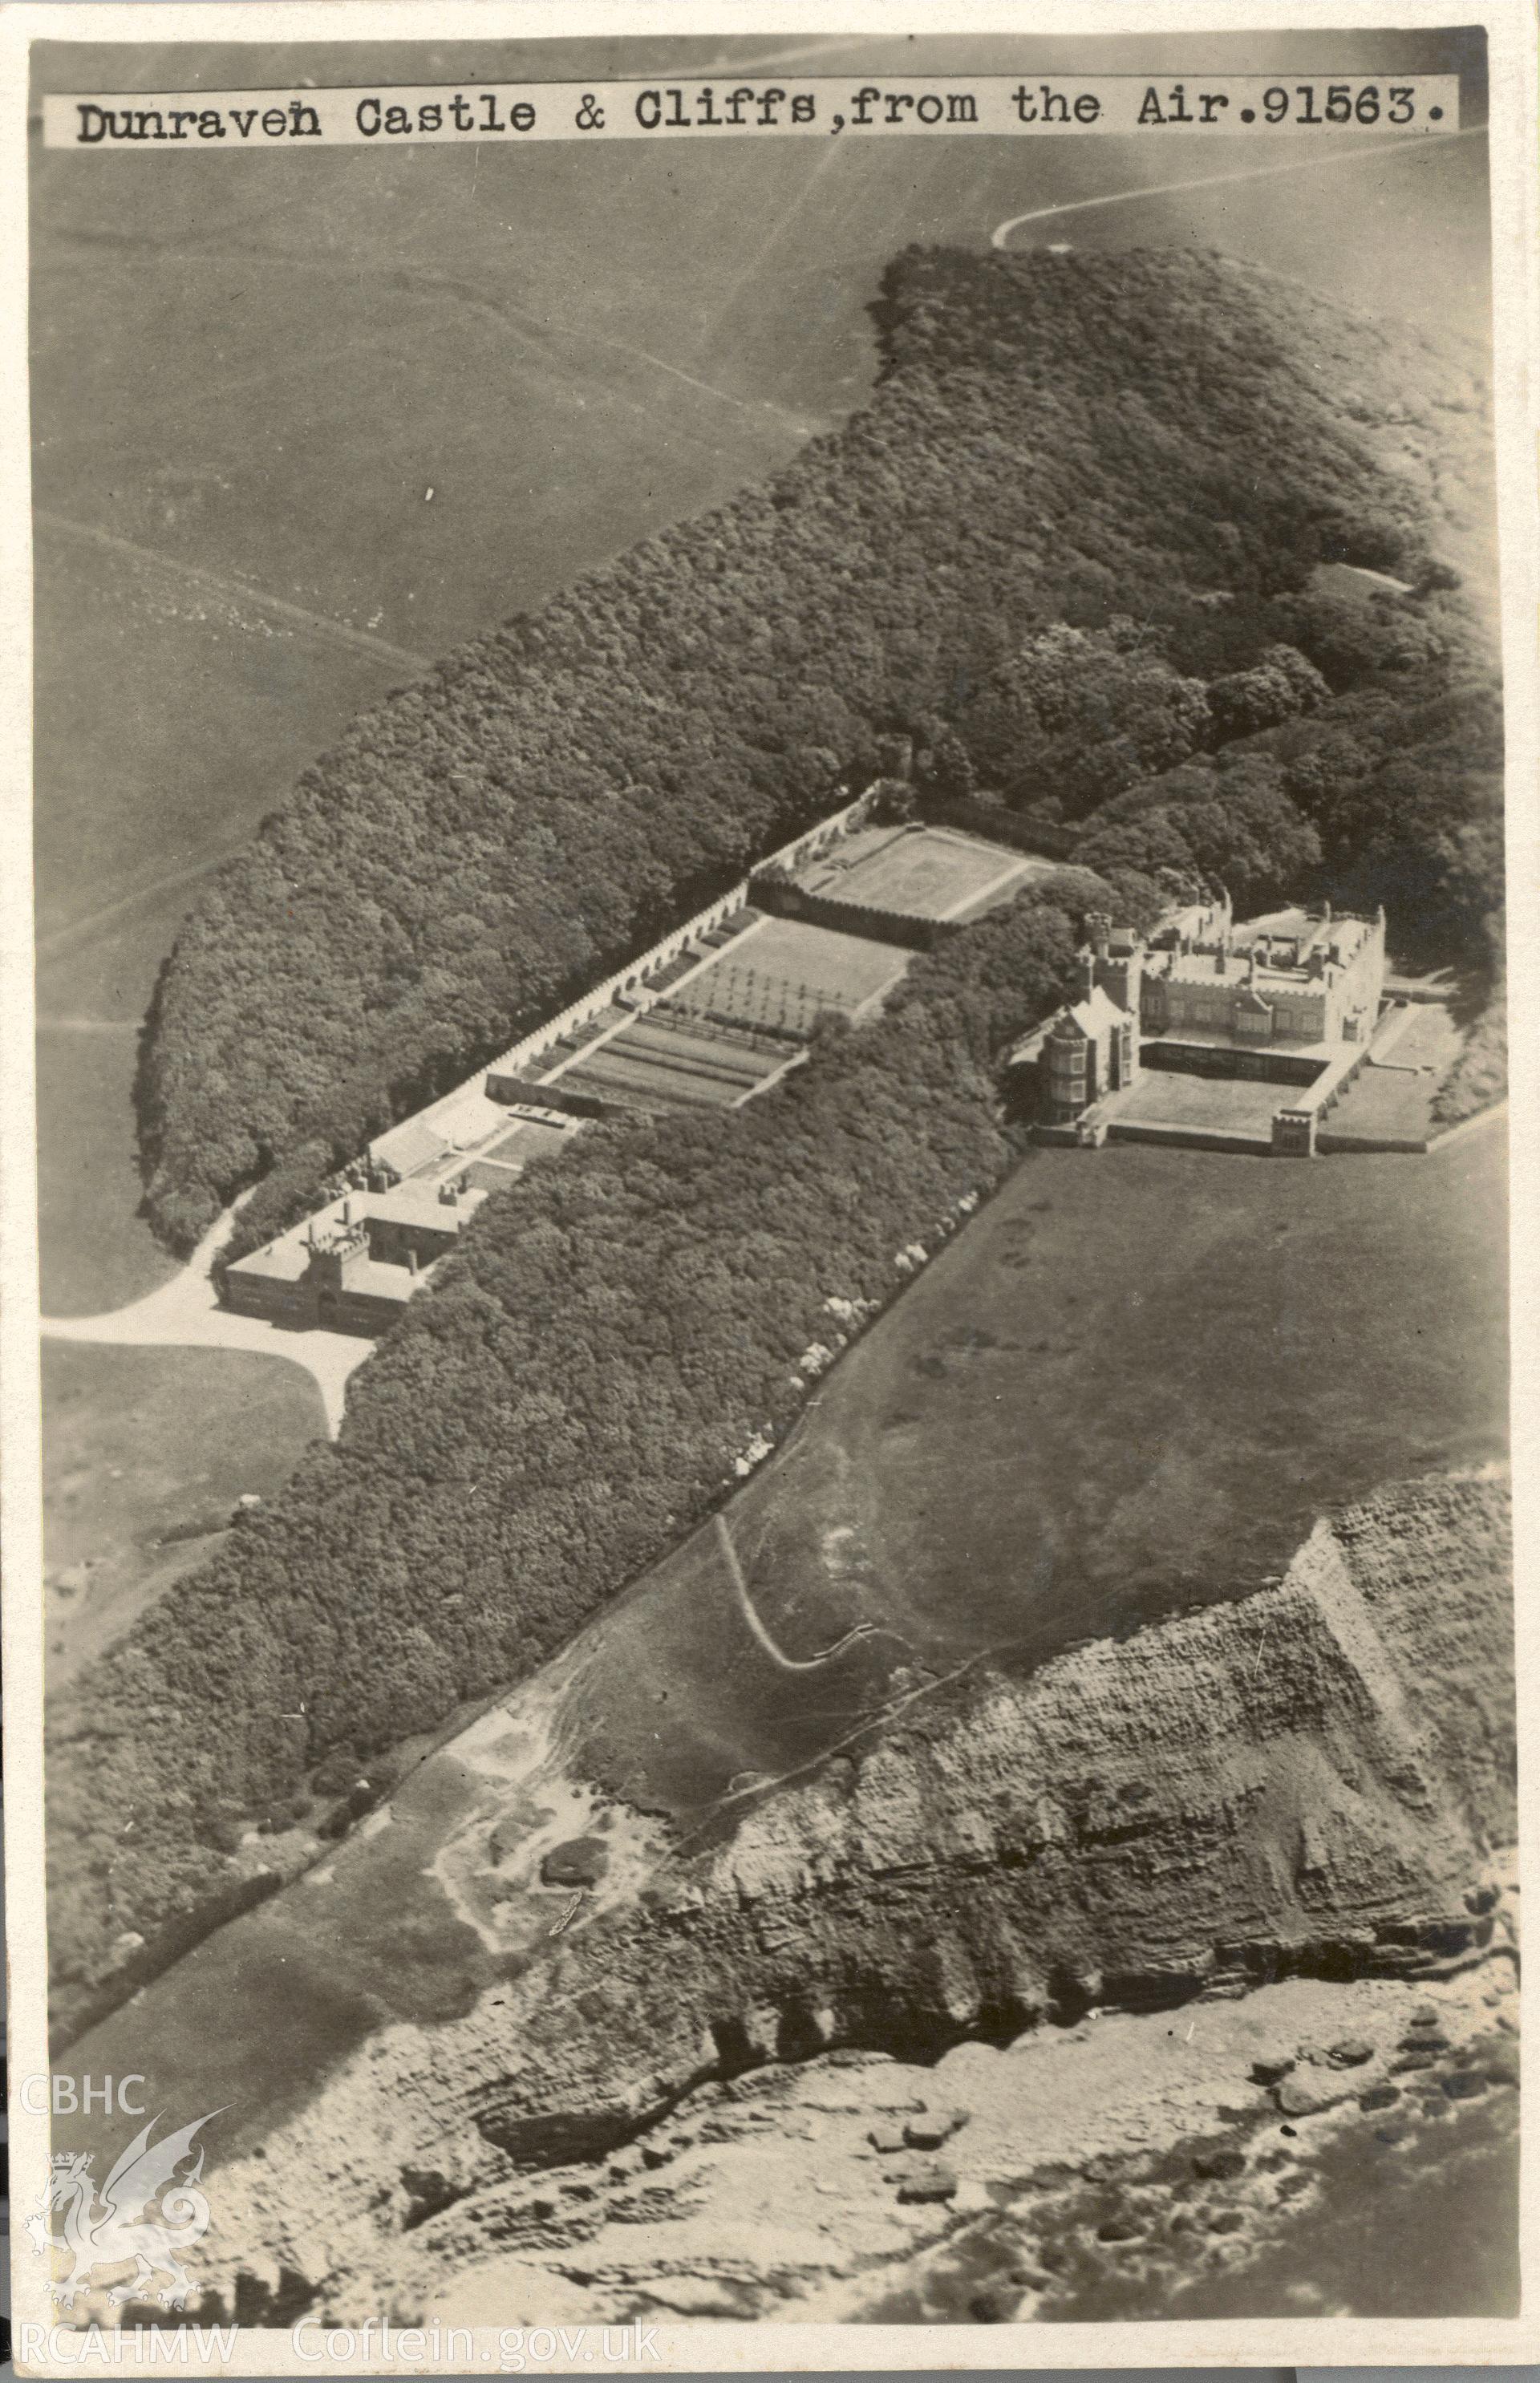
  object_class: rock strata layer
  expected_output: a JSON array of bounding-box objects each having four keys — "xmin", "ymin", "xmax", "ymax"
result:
[{"xmin": 186, "ymin": 1471, "xmax": 1510, "ymax": 2321}]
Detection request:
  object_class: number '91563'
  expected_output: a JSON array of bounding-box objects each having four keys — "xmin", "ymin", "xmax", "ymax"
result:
[{"xmin": 1262, "ymin": 83, "xmax": 1422, "ymax": 124}]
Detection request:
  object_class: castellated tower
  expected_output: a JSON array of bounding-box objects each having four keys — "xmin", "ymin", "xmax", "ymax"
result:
[{"xmin": 1084, "ymin": 912, "xmax": 1144, "ymax": 1080}]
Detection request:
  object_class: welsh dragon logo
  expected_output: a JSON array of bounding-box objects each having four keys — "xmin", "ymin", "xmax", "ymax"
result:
[{"xmin": 26, "ymin": 2112, "xmax": 221, "ymax": 2312}]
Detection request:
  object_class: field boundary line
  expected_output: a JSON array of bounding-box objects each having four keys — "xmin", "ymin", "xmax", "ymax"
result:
[
  {"xmin": 35, "ymin": 509, "xmax": 432, "ymax": 672},
  {"xmin": 991, "ymin": 125, "xmax": 1483, "ymax": 248},
  {"xmin": 35, "ymin": 1015, "xmax": 140, "ymax": 1035},
  {"xmin": 1426, "ymin": 1097, "xmax": 1509, "ymax": 1153},
  {"xmin": 36, "ymin": 840, "xmax": 253, "ymax": 963}
]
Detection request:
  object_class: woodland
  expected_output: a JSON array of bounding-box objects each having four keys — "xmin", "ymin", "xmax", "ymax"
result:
[
  {"xmin": 138, "ymin": 243, "xmax": 1501, "ymax": 1268},
  {"xmin": 52, "ymin": 245, "xmax": 1502, "ymax": 2006}
]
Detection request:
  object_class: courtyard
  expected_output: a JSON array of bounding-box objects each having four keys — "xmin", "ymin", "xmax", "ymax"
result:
[
  {"xmin": 1318, "ymin": 1004, "xmax": 1463, "ymax": 1146},
  {"xmin": 1108, "ymin": 1068, "xmax": 1294, "ymax": 1141}
]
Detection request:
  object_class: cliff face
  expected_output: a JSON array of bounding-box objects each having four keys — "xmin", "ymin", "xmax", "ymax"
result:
[{"xmin": 198, "ymin": 1472, "xmax": 1511, "ymax": 2318}]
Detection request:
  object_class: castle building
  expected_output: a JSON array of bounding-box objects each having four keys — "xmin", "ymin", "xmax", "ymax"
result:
[
  {"xmin": 1042, "ymin": 914, "xmax": 1143, "ymax": 1125},
  {"xmin": 1028, "ymin": 894, "xmax": 1388, "ymax": 1133},
  {"xmin": 1141, "ymin": 898, "xmax": 1385, "ymax": 1060}
]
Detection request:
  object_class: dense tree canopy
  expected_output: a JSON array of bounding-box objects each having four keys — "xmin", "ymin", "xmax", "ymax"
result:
[
  {"xmin": 1062, "ymin": 675, "xmax": 1503, "ymax": 947},
  {"xmin": 140, "ymin": 244, "xmax": 1495, "ymax": 1256}
]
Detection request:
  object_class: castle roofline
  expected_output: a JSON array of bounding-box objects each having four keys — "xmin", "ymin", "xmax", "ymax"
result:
[{"xmin": 1062, "ymin": 986, "xmax": 1127, "ymax": 1037}]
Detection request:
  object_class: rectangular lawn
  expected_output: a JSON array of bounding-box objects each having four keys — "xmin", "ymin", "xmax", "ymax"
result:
[
  {"xmin": 817, "ymin": 825, "xmax": 1040, "ymax": 919},
  {"xmin": 689, "ymin": 916, "xmax": 910, "ymax": 1014}
]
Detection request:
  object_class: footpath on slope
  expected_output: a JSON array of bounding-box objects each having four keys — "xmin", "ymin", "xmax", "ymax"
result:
[{"xmin": 65, "ymin": 1466, "xmax": 1509, "ymax": 2328}]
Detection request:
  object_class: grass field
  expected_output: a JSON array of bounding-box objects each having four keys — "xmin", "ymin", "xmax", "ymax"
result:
[
  {"xmin": 1112, "ymin": 1070, "xmax": 1290, "ymax": 1137},
  {"xmin": 54, "ymin": 1741, "xmax": 498, "ymax": 2174},
  {"xmin": 34, "ymin": 1025, "xmax": 183, "ymax": 1319},
  {"xmin": 947, "ymin": 853, "xmax": 1064, "ymax": 923},
  {"xmin": 564, "ymin": 1121, "xmax": 1508, "ymax": 1818},
  {"xmin": 43, "ymin": 1342, "xmax": 326, "ymax": 1688},
  {"xmin": 1323, "ymin": 1007, "xmax": 1464, "ymax": 1145},
  {"xmin": 809, "ymin": 826, "xmax": 1039, "ymax": 920},
  {"xmin": 687, "ymin": 916, "xmax": 911, "ymax": 1018},
  {"xmin": 31, "ymin": 529, "xmax": 417, "ymax": 953},
  {"xmin": 34, "ymin": 532, "xmax": 411, "ymax": 1315}
]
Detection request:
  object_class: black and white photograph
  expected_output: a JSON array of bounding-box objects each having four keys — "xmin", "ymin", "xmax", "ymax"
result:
[{"xmin": 6, "ymin": 2, "xmax": 1537, "ymax": 2365}]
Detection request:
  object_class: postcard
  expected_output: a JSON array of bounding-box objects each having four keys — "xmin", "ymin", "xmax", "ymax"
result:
[{"xmin": 4, "ymin": 1, "xmax": 1537, "ymax": 2368}]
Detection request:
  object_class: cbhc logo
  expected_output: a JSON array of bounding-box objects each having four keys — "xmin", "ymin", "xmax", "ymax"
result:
[{"xmin": 18, "ymin": 2075, "xmax": 148, "ymax": 2115}]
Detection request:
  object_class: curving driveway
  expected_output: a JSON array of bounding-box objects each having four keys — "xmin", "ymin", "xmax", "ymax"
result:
[{"xmin": 42, "ymin": 1205, "xmax": 371, "ymax": 1437}]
